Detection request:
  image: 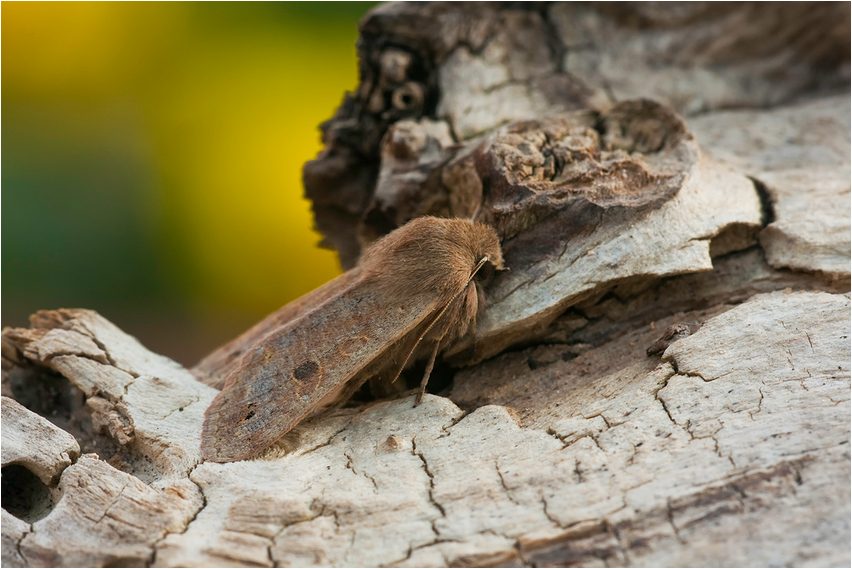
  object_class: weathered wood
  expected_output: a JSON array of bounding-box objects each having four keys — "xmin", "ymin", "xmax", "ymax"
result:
[
  {"xmin": 2, "ymin": 311, "xmax": 210, "ymax": 566},
  {"xmin": 19, "ymin": 456, "xmax": 200, "ymax": 568},
  {"xmin": 2, "ymin": 397, "xmax": 79, "ymax": 487},
  {"xmin": 6, "ymin": 292, "xmax": 847, "ymax": 567},
  {"xmin": 689, "ymin": 95, "xmax": 851, "ymax": 284},
  {"xmin": 304, "ymin": 2, "xmax": 848, "ymax": 269},
  {"xmin": 2, "ymin": 2, "xmax": 849, "ymax": 567},
  {"xmin": 448, "ymin": 291, "xmax": 850, "ymax": 567},
  {"xmin": 4, "ymin": 309, "xmax": 218, "ymax": 486}
]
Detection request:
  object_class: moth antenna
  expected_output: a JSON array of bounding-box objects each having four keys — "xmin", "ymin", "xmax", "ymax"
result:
[
  {"xmin": 470, "ymin": 203, "xmax": 483, "ymax": 223},
  {"xmin": 391, "ymin": 256, "xmax": 490, "ymax": 386}
]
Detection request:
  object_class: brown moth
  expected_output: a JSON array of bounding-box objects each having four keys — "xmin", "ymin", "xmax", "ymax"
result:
[{"xmin": 201, "ymin": 216, "xmax": 504, "ymax": 462}]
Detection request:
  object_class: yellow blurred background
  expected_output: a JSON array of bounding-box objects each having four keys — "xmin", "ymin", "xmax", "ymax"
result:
[{"xmin": 2, "ymin": 2, "xmax": 377, "ymax": 365}]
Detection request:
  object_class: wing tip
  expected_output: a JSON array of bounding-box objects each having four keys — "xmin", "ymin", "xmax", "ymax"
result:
[
  {"xmin": 201, "ymin": 412, "xmax": 247, "ymax": 463},
  {"xmin": 200, "ymin": 433, "xmax": 251, "ymax": 463}
]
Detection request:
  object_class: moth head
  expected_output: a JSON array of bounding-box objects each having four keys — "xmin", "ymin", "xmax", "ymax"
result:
[
  {"xmin": 473, "ymin": 257, "xmax": 496, "ymax": 286},
  {"xmin": 469, "ymin": 221, "xmax": 505, "ymax": 284}
]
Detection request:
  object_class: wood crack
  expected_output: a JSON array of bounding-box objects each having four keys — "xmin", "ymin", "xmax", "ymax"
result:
[
  {"xmin": 411, "ymin": 436, "xmax": 445, "ymax": 541},
  {"xmin": 149, "ymin": 463, "xmax": 208, "ymax": 567},
  {"xmin": 343, "ymin": 449, "xmax": 379, "ymax": 492}
]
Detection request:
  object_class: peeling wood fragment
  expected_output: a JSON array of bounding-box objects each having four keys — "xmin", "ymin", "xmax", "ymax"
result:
[
  {"xmin": 1, "ymin": 397, "xmax": 80, "ymax": 487},
  {"xmin": 86, "ymin": 396, "xmax": 136, "ymax": 446},
  {"xmin": 305, "ymin": 2, "xmax": 848, "ymax": 269},
  {"xmin": 3, "ymin": 309, "xmax": 218, "ymax": 486},
  {"xmin": 688, "ymin": 95, "xmax": 851, "ymax": 284},
  {"xmin": 18, "ymin": 456, "xmax": 201, "ymax": 568},
  {"xmin": 757, "ymin": 167, "xmax": 851, "ymax": 280},
  {"xmin": 448, "ymin": 151, "xmax": 761, "ymax": 365}
]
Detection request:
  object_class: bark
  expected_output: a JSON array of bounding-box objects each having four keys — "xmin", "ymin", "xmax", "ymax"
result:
[{"xmin": 2, "ymin": 2, "xmax": 850, "ymax": 567}]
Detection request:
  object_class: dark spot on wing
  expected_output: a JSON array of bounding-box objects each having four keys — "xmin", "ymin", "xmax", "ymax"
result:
[
  {"xmin": 294, "ymin": 360, "xmax": 320, "ymax": 380},
  {"xmin": 243, "ymin": 401, "xmax": 257, "ymax": 423}
]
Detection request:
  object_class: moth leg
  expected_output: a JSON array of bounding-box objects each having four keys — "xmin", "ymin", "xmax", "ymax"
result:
[
  {"xmin": 414, "ymin": 285, "xmax": 475, "ymax": 405},
  {"xmin": 415, "ymin": 339, "xmax": 441, "ymax": 406}
]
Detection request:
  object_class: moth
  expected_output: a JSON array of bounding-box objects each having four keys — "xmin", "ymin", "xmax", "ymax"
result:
[{"xmin": 201, "ymin": 216, "xmax": 505, "ymax": 462}]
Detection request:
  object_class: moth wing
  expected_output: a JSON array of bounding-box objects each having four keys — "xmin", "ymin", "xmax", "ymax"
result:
[
  {"xmin": 201, "ymin": 276, "xmax": 442, "ymax": 462},
  {"xmin": 193, "ymin": 268, "xmax": 365, "ymax": 390}
]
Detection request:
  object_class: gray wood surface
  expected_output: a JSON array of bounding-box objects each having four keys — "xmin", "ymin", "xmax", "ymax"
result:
[{"xmin": 3, "ymin": 3, "xmax": 849, "ymax": 567}]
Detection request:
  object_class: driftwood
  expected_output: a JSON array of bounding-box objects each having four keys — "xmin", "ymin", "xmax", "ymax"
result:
[{"xmin": 2, "ymin": 3, "xmax": 850, "ymax": 567}]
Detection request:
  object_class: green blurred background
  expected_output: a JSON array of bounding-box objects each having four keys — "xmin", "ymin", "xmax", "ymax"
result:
[{"xmin": 3, "ymin": 2, "xmax": 378, "ymax": 365}]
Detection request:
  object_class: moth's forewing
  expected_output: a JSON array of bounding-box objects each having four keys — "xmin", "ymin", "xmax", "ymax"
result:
[
  {"xmin": 201, "ymin": 276, "xmax": 442, "ymax": 462},
  {"xmin": 194, "ymin": 268, "xmax": 365, "ymax": 390}
]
